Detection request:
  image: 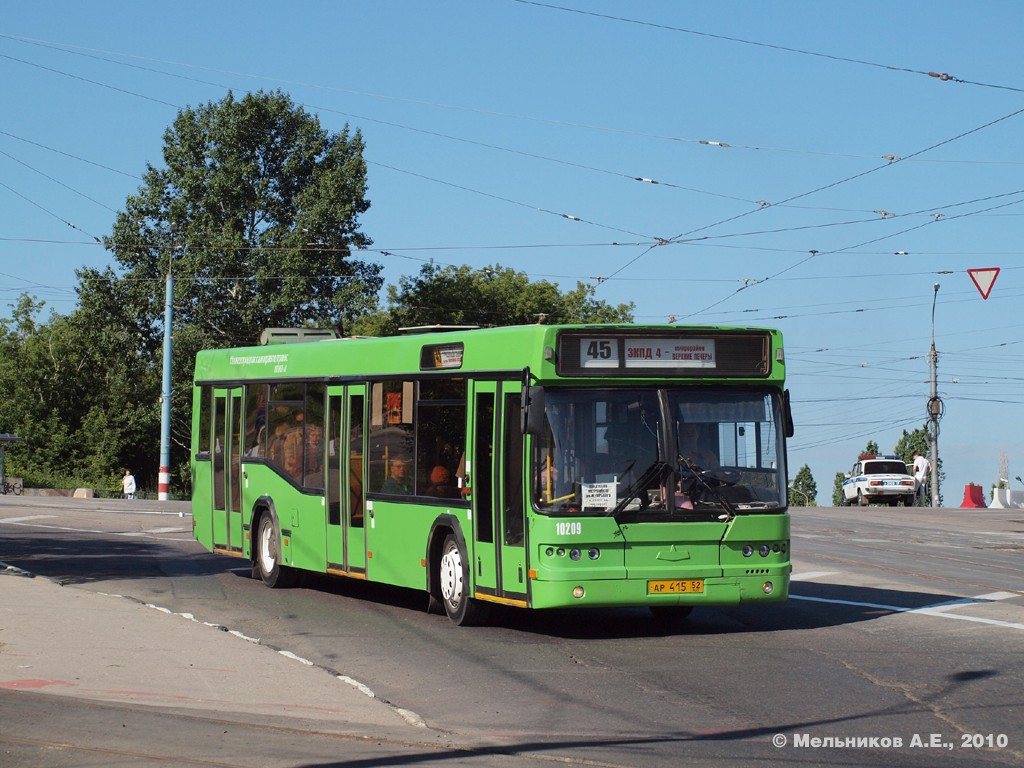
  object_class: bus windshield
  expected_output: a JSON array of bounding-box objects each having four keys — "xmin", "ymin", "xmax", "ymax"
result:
[{"xmin": 531, "ymin": 388, "xmax": 786, "ymax": 518}]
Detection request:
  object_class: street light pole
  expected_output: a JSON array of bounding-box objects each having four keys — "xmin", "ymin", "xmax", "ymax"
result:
[
  {"xmin": 927, "ymin": 283, "xmax": 941, "ymax": 508},
  {"xmin": 159, "ymin": 226, "xmax": 176, "ymax": 501},
  {"xmin": 788, "ymin": 487, "xmax": 809, "ymax": 507}
]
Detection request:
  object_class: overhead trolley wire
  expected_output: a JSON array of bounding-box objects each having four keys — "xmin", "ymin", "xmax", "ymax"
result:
[{"xmin": 512, "ymin": 0, "xmax": 1024, "ymax": 95}]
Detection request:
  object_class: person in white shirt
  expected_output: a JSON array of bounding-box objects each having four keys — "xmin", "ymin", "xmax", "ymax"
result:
[
  {"xmin": 912, "ymin": 451, "xmax": 929, "ymax": 506},
  {"xmin": 122, "ymin": 469, "xmax": 137, "ymax": 500}
]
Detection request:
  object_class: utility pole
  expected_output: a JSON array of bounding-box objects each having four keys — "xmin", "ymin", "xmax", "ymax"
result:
[
  {"xmin": 927, "ymin": 283, "xmax": 942, "ymax": 508},
  {"xmin": 159, "ymin": 225, "xmax": 176, "ymax": 501}
]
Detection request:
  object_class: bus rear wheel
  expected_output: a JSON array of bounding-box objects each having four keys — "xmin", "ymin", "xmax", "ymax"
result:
[
  {"xmin": 438, "ymin": 533, "xmax": 487, "ymax": 626},
  {"xmin": 255, "ymin": 513, "xmax": 297, "ymax": 588}
]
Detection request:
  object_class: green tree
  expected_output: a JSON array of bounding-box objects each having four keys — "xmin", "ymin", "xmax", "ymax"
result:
[
  {"xmin": 789, "ymin": 464, "xmax": 817, "ymax": 506},
  {"xmin": 894, "ymin": 427, "xmax": 928, "ymax": 467},
  {"xmin": 96, "ymin": 89, "xmax": 380, "ymax": 349},
  {"xmin": 0, "ymin": 295, "xmax": 148, "ymax": 490},
  {"xmin": 832, "ymin": 471, "xmax": 846, "ymax": 506},
  {"xmin": 74, "ymin": 89, "xmax": 381, "ymax": 491},
  {"xmin": 863, "ymin": 440, "xmax": 880, "ymax": 456},
  {"xmin": 355, "ymin": 262, "xmax": 634, "ymax": 335},
  {"xmin": 893, "ymin": 426, "xmax": 943, "ymax": 504}
]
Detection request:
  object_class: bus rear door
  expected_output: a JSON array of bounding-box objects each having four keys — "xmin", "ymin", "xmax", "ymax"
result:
[{"xmin": 211, "ymin": 387, "xmax": 244, "ymax": 555}]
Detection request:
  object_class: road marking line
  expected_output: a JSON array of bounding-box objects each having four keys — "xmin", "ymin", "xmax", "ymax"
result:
[
  {"xmin": 791, "ymin": 571, "xmax": 838, "ymax": 581},
  {"xmin": 0, "ymin": 515, "xmax": 57, "ymax": 524},
  {"xmin": 791, "ymin": 591, "xmax": 1024, "ymax": 630},
  {"xmin": 0, "ymin": 518, "xmax": 192, "ymax": 541}
]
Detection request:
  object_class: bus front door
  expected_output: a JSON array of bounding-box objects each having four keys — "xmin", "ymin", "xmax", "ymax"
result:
[
  {"xmin": 212, "ymin": 387, "xmax": 244, "ymax": 555},
  {"xmin": 469, "ymin": 381, "xmax": 528, "ymax": 606},
  {"xmin": 326, "ymin": 386, "xmax": 367, "ymax": 576}
]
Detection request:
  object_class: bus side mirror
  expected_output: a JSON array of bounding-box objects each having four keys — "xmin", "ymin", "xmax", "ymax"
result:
[
  {"xmin": 783, "ymin": 389, "xmax": 795, "ymax": 438},
  {"xmin": 522, "ymin": 385, "xmax": 546, "ymax": 436}
]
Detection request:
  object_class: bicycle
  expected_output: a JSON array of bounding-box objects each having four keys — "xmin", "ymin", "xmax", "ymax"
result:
[{"xmin": 0, "ymin": 479, "xmax": 23, "ymax": 495}]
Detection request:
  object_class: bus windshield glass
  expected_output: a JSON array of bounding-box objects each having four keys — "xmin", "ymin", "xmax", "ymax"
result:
[{"xmin": 531, "ymin": 388, "xmax": 785, "ymax": 518}]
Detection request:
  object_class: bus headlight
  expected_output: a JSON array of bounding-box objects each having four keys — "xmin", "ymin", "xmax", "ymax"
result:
[
  {"xmin": 569, "ymin": 548, "xmax": 581, "ymax": 561},
  {"xmin": 588, "ymin": 547, "xmax": 600, "ymax": 560},
  {"xmin": 742, "ymin": 545, "xmax": 754, "ymax": 558},
  {"xmin": 763, "ymin": 581, "xmax": 774, "ymax": 595},
  {"xmin": 572, "ymin": 586, "xmax": 585, "ymax": 599}
]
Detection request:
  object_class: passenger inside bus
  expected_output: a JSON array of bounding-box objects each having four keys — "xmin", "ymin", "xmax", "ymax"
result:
[
  {"xmin": 381, "ymin": 455, "xmax": 412, "ymax": 494},
  {"xmin": 425, "ymin": 465, "xmax": 458, "ymax": 498}
]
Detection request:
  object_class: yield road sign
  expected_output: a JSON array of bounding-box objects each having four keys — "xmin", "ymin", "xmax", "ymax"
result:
[{"xmin": 967, "ymin": 267, "xmax": 1000, "ymax": 300}]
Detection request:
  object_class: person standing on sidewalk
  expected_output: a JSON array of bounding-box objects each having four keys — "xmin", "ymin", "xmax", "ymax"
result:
[
  {"xmin": 912, "ymin": 451, "xmax": 929, "ymax": 506},
  {"xmin": 122, "ymin": 469, "xmax": 137, "ymax": 500}
]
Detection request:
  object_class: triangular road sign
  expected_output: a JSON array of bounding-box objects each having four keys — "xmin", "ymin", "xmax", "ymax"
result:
[{"xmin": 968, "ymin": 267, "xmax": 1000, "ymax": 300}]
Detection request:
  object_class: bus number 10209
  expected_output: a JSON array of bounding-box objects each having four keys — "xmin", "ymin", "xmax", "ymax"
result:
[{"xmin": 556, "ymin": 522, "xmax": 582, "ymax": 536}]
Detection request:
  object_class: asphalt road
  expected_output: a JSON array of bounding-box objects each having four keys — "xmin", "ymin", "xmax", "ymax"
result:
[{"xmin": 1, "ymin": 495, "xmax": 1022, "ymax": 767}]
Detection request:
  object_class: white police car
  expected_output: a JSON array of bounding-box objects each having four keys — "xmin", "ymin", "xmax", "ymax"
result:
[{"xmin": 841, "ymin": 454, "xmax": 915, "ymax": 507}]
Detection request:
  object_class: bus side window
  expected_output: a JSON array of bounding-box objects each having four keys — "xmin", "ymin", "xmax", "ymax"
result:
[
  {"xmin": 267, "ymin": 383, "xmax": 306, "ymax": 485},
  {"xmin": 368, "ymin": 380, "xmax": 415, "ymax": 494},
  {"xmin": 244, "ymin": 383, "xmax": 267, "ymax": 457},
  {"xmin": 197, "ymin": 386, "xmax": 213, "ymax": 458},
  {"xmin": 304, "ymin": 384, "xmax": 325, "ymax": 488},
  {"xmin": 416, "ymin": 379, "xmax": 466, "ymax": 498}
]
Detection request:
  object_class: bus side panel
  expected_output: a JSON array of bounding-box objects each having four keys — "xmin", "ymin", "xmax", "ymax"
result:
[
  {"xmin": 365, "ymin": 501, "xmax": 465, "ymax": 591},
  {"xmin": 192, "ymin": 462, "xmax": 214, "ymax": 550},
  {"xmin": 240, "ymin": 465, "xmax": 313, "ymax": 570},
  {"xmin": 291, "ymin": 492, "xmax": 328, "ymax": 573}
]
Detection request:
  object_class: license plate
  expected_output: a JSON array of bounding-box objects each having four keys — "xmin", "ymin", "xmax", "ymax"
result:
[{"xmin": 648, "ymin": 579, "xmax": 704, "ymax": 594}]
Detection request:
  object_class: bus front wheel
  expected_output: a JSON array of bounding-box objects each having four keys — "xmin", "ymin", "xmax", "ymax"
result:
[
  {"xmin": 438, "ymin": 534, "xmax": 487, "ymax": 626},
  {"xmin": 254, "ymin": 513, "xmax": 297, "ymax": 588}
]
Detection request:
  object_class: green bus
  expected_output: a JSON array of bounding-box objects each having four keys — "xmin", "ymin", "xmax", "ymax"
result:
[{"xmin": 191, "ymin": 324, "xmax": 793, "ymax": 625}]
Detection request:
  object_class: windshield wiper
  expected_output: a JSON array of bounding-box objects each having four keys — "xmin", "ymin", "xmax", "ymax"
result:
[
  {"xmin": 610, "ymin": 461, "xmax": 669, "ymax": 516},
  {"xmin": 678, "ymin": 454, "xmax": 738, "ymax": 521}
]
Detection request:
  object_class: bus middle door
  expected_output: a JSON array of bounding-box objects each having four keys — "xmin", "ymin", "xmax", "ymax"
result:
[
  {"xmin": 325, "ymin": 385, "xmax": 367, "ymax": 576},
  {"xmin": 496, "ymin": 382, "xmax": 528, "ymax": 605}
]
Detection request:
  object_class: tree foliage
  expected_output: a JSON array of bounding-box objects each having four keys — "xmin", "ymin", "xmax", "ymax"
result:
[
  {"xmin": 96, "ymin": 89, "xmax": 381, "ymax": 350},
  {"xmin": 893, "ymin": 427, "xmax": 928, "ymax": 468},
  {"xmin": 894, "ymin": 425, "xmax": 943, "ymax": 504},
  {"xmin": 0, "ymin": 295, "xmax": 154, "ymax": 489},
  {"xmin": 832, "ymin": 472, "xmax": 846, "ymax": 506},
  {"xmin": 790, "ymin": 464, "xmax": 817, "ymax": 506},
  {"xmin": 353, "ymin": 262, "xmax": 634, "ymax": 335},
  {"xmin": 5, "ymin": 90, "xmax": 380, "ymax": 493}
]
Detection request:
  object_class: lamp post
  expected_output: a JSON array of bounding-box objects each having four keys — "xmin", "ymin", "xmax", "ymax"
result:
[
  {"xmin": 159, "ymin": 224, "xmax": 176, "ymax": 501},
  {"xmin": 788, "ymin": 487, "xmax": 809, "ymax": 507},
  {"xmin": 926, "ymin": 283, "xmax": 942, "ymax": 508}
]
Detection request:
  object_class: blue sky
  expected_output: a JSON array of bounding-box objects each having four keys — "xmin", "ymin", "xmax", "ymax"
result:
[{"xmin": 3, "ymin": 1, "xmax": 1023, "ymax": 504}]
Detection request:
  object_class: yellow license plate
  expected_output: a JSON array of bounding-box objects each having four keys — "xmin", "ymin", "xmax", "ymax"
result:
[{"xmin": 648, "ymin": 579, "xmax": 704, "ymax": 594}]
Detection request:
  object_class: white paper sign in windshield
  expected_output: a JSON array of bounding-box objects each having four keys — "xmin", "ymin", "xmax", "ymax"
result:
[{"xmin": 581, "ymin": 481, "xmax": 617, "ymax": 510}]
